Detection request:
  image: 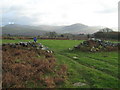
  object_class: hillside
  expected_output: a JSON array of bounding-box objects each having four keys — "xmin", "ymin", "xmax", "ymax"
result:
[
  {"xmin": 36, "ymin": 23, "xmax": 102, "ymax": 34},
  {"xmin": 2, "ymin": 24, "xmax": 47, "ymax": 36},
  {"xmin": 59, "ymin": 23, "xmax": 101, "ymax": 34},
  {"xmin": 2, "ymin": 23, "xmax": 102, "ymax": 36}
]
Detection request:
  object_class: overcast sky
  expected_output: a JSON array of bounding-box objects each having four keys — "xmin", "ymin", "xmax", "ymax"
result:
[{"xmin": 1, "ymin": 0, "xmax": 119, "ymax": 28}]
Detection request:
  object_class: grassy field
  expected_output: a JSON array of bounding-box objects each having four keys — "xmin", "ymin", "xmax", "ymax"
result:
[{"xmin": 1, "ymin": 39, "xmax": 119, "ymax": 88}]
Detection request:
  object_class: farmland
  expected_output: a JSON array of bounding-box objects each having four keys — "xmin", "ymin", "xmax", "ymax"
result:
[{"xmin": 1, "ymin": 39, "xmax": 119, "ymax": 88}]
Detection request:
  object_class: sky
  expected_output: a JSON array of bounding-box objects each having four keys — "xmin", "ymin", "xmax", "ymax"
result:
[{"xmin": 1, "ymin": 0, "xmax": 119, "ymax": 28}]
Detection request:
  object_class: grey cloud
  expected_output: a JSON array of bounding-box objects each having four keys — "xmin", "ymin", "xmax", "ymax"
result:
[
  {"xmin": 2, "ymin": 13, "xmax": 40, "ymax": 25},
  {"xmin": 2, "ymin": 5, "xmax": 44, "ymax": 25}
]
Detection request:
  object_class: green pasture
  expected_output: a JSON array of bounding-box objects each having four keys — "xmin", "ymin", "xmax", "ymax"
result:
[{"xmin": 1, "ymin": 39, "xmax": 119, "ymax": 88}]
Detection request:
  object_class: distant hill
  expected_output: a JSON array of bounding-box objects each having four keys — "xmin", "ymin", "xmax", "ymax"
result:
[
  {"xmin": 58, "ymin": 23, "xmax": 101, "ymax": 34},
  {"xmin": 36, "ymin": 23, "xmax": 102, "ymax": 34},
  {"xmin": 2, "ymin": 24, "xmax": 47, "ymax": 36},
  {"xmin": 2, "ymin": 23, "xmax": 103, "ymax": 36}
]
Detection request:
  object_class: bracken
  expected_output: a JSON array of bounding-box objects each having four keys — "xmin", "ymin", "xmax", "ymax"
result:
[{"xmin": 2, "ymin": 43, "xmax": 67, "ymax": 88}]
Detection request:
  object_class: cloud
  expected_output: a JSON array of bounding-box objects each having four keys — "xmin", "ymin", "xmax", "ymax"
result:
[
  {"xmin": 1, "ymin": 0, "xmax": 43, "ymax": 25},
  {"xmin": 95, "ymin": 8, "xmax": 117, "ymax": 14},
  {"xmin": 1, "ymin": 0, "xmax": 119, "ymax": 27},
  {"xmin": 94, "ymin": 0, "xmax": 118, "ymax": 14},
  {"xmin": 2, "ymin": 15, "xmax": 38, "ymax": 25}
]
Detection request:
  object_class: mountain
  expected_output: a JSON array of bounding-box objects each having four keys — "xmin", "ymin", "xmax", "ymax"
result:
[
  {"xmin": 36, "ymin": 25, "xmax": 64, "ymax": 31},
  {"xmin": 2, "ymin": 23, "xmax": 103, "ymax": 36},
  {"xmin": 2, "ymin": 24, "xmax": 47, "ymax": 36},
  {"xmin": 58, "ymin": 23, "xmax": 100, "ymax": 34},
  {"xmin": 36, "ymin": 23, "xmax": 102, "ymax": 34}
]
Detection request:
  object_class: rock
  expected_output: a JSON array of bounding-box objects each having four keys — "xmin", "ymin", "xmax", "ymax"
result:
[
  {"xmin": 73, "ymin": 56, "xmax": 78, "ymax": 59},
  {"xmin": 40, "ymin": 45, "xmax": 44, "ymax": 48},
  {"xmin": 90, "ymin": 46, "xmax": 96, "ymax": 52},
  {"xmin": 41, "ymin": 47, "xmax": 47, "ymax": 50},
  {"xmin": 46, "ymin": 50, "xmax": 50, "ymax": 53},
  {"xmin": 3, "ymin": 42, "xmax": 52, "ymax": 53},
  {"xmin": 2, "ymin": 44, "xmax": 6, "ymax": 46},
  {"xmin": 74, "ymin": 39, "xmax": 120, "ymax": 52},
  {"xmin": 90, "ymin": 38, "xmax": 95, "ymax": 40},
  {"xmin": 36, "ymin": 47, "xmax": 40, "ymax": 49},
  {"xmin": 74, "ymin": 45, "xmax": 78, "ymax": 48},
  {"xmin": 15, "ymin": 43, "xmax": 19, "ymax": 45},
  {"xmin": 69, "ymin": 48, "xmax": 73, "ymax": 51},
  {"xmin": 11, "ymin": 44, "xmax": 16, "ymax": 48},
  {"xmin": 73, "ymin": 82, "xmax": 86, "ymax": 87},
  {"xmin": 50, "ymin": 51, "xmax": 53, "ymax": 53}
]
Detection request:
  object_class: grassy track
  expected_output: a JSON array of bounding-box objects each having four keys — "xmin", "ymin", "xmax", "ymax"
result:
[{"xmin": 1, "ymin": 39, "xmax": 119, "ymax": 88}]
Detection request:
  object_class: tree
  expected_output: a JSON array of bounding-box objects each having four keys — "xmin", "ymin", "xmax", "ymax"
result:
[
  {"xmin": 60, "ymin": 34, "xmax": 64, "ymax": 37},
  {"xmin": 87, "ymin": 34, "xmax": 90, "ymax": 39},
  {"xmin": 49, "ymin": 32, "xmax": 57, "ymax": 38},
  {"xmin": 99, "ymin": 28, "xmax": 113, "ymax": 33},
  {"xmin": 94, "ymin": 28, "xmax": 119, "ymax": 40}
]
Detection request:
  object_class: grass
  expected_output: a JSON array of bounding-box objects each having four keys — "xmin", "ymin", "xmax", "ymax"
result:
[{"xmin": 1, "ymin": 39, "xmax": 119, "ymax": 88}]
